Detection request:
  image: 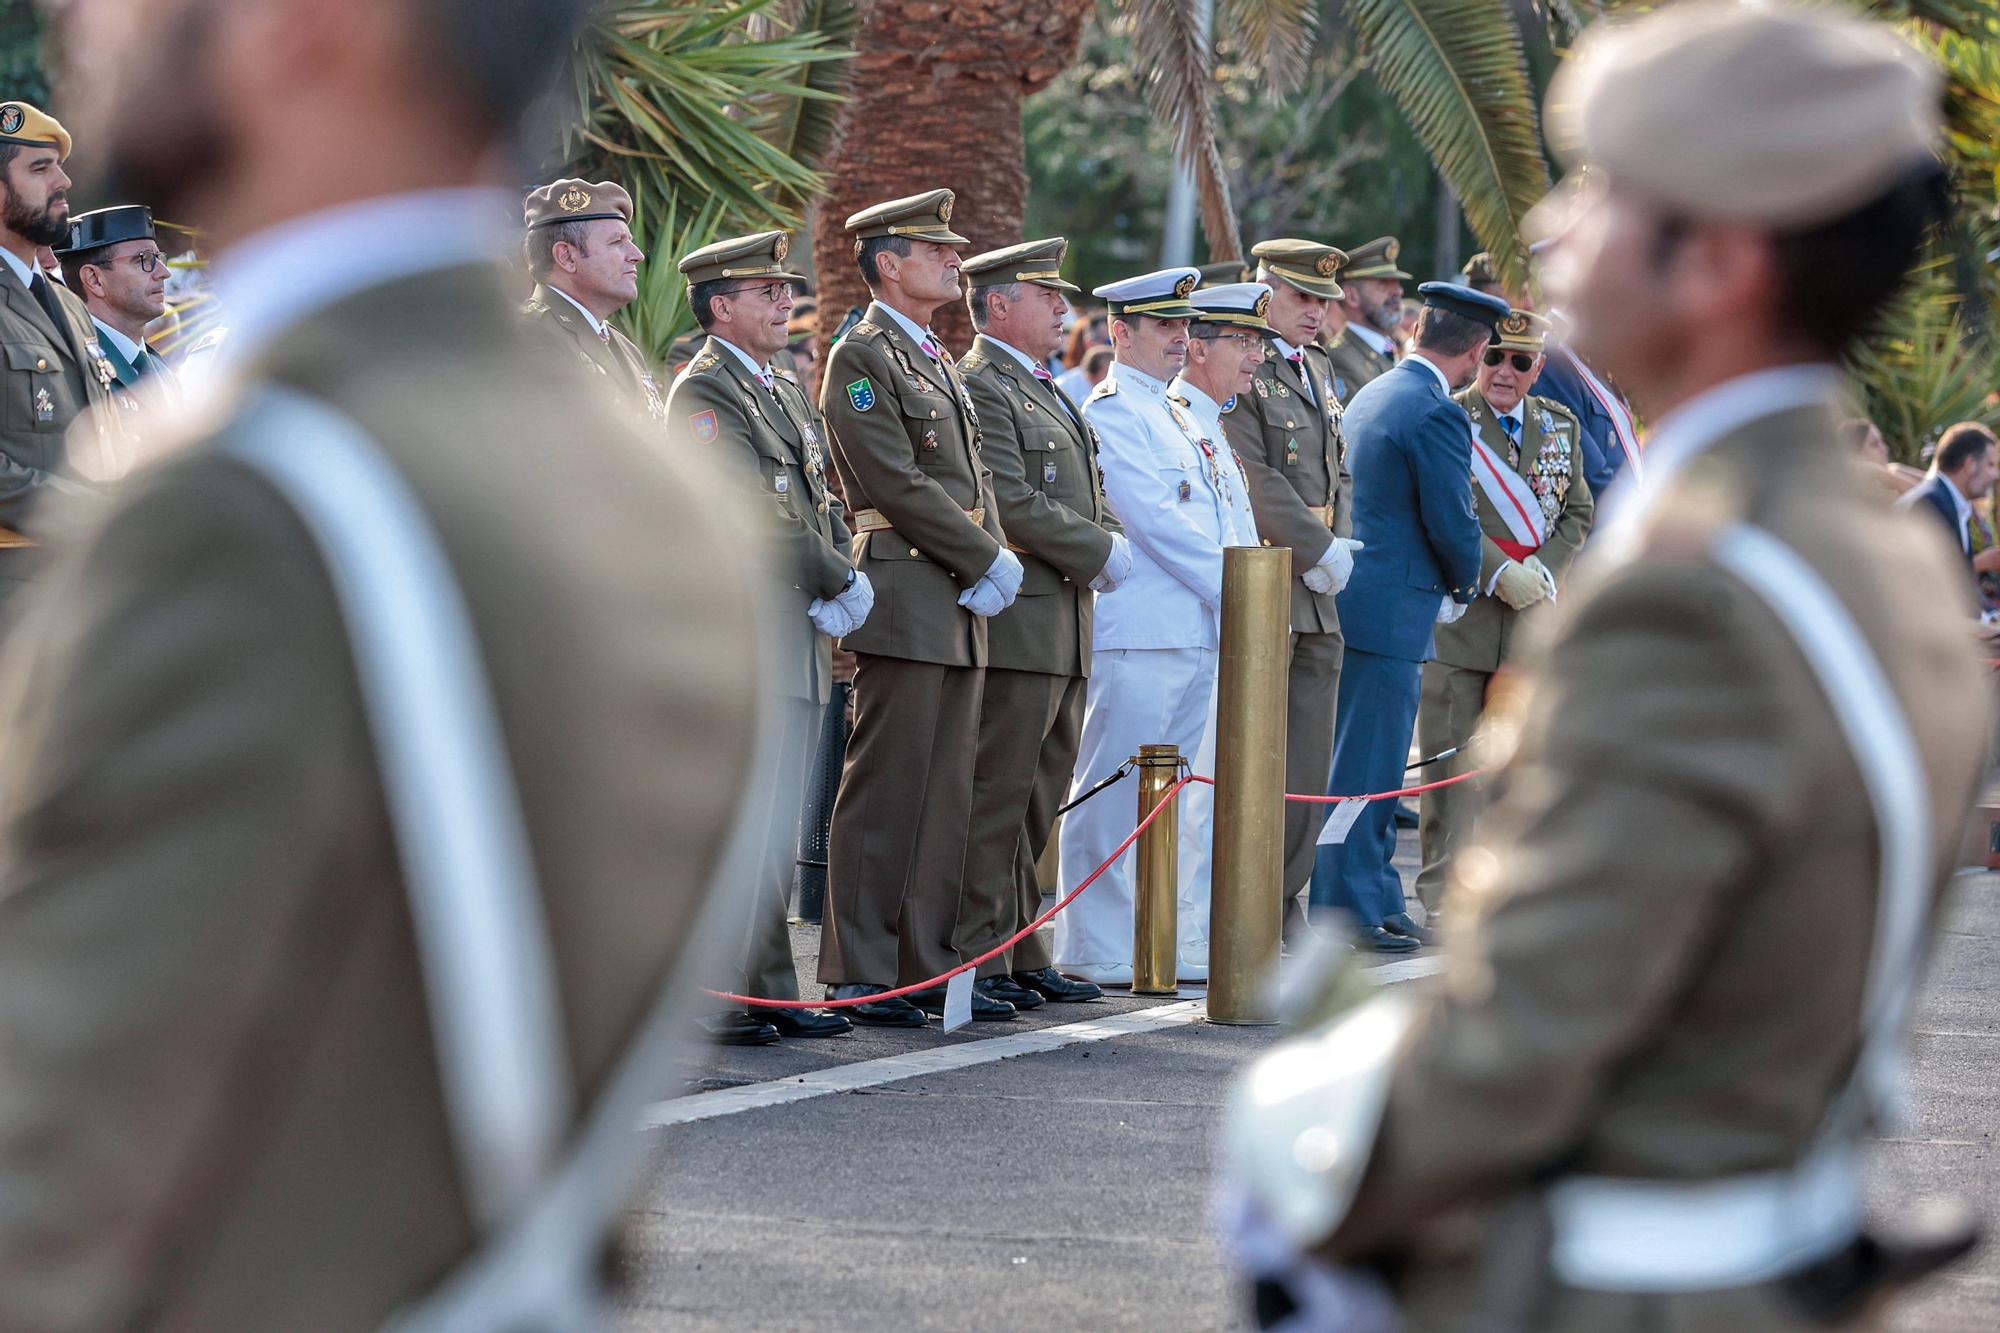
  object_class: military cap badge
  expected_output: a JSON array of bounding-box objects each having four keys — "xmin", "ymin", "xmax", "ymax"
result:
[
  {"xmin": 0, "ymin": 106, "xmax": 20, "ymax": 135},
  {"xmin": 1173, "ymin": 274, "xmax": 1197, "ymax": 298},
  {"xmin": 938, "ymin": 197, "xmax": 954, "ymax": 224},
  {"xmin": 689, "ymin": 410, "xmax": 719, "ymax": 443},
  {"xmin": 1315, "ymin": 253, "xmax": 1339, "ymax": 277},
  {"xmin": 1254, "ymin": 290, "xmax": 1272, "ymax": 318},
  {"xmin": 1384, "ymin": 239, "xmax": 1401, "ymax": 262},
  {"xmin": 1500, "ymin": 312, "xmax": 1532, "ymax": 338},
  {"xmin": 774, "ymin": 235, "xmax": 790, "ymax": 262},
  {"xmin": 559, "ymin": 187, "xmax": 591, "ymax": 213}
]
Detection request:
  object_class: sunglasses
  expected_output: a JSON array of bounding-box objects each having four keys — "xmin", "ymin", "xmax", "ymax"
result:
[{"xmin": 1483, "ymin": 348, "xmax": 1537, "ymax": 372}]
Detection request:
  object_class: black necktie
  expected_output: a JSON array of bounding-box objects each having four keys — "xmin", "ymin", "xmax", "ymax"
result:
[{"xmin": 28, "ymin": 272, "xmax": 64, "ymax": 333}]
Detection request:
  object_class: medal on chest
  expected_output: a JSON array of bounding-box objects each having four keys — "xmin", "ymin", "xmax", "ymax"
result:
[
  {"xmin": 1044, "ymin": 458, "xmax": 1059, "ymax": 485},
  {"xmin": 1285, "ymin": 437, "xmax": 1299, "ymax": 468},
  {"xmin": 32, "ymin": 385, "xmax": 52, "ymax": 422},
  {"xmin": 641, "ymin": 373, "xmax": 665, "ymax": 422}
]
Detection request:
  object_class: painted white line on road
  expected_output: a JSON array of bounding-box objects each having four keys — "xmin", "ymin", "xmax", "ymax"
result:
[
  {"xmin": 640, "ymin": 1000, "xmax": 1207, "ymax": 1128},
  {"xmin": 642, "ymin": 956, "xmax": 1443, "ymax": 1131}
]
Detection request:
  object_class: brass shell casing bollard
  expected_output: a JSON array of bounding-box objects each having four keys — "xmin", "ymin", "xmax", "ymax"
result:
[
  {"xmin": 1132, "ymin": 743, "xmax": 1182, "ymax": 995},
  {"xmin": 1208, "ymin": 545, "xmax": 1292, "ymax": 1025}
]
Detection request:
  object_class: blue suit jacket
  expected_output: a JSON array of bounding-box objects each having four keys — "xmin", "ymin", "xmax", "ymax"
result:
[
  {"xmin": 1333, "ymin": 358, "xmax": 1482, "ymax": 663},
  {"xmin": 1535, "ymin": 349, "xmax": 1632, "ymax": 499},
  {"xmin": 1897, "ymin": 474, "xmax": 1970, "ymax": 566}
]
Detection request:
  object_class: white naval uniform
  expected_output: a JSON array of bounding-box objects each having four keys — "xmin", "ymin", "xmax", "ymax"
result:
[{"xmin": 1057, "ymin": 362, "xmax": 1260, "ymax": 977}]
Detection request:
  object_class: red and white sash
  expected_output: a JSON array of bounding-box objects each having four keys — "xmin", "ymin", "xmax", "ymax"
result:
[
  {"xmin": 1569, "ymin": 352, "xmax": 1643, "ymax": 477},
  {"xmin": 1469, "ymin": 425, "xmax": 1546, "ymax": 563}
]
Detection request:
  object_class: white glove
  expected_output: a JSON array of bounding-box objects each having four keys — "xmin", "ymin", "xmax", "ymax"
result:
[
  {"xmin": 807, "ymin": 596, "xmax": 857, "ymax": 638},
  {"xmin": 986, "ymin": 547, "xmax": 1025, "ymax": 600},
  {"xmin": 1436, "ymin": 596, "xmax": 1468, "ymax": 625},
  {"xmin": 1522, "ymin": 553, "xmax": 1558, "ymax": 601},
  {"xmin": 1493, "ymin": 560, "xmax": 1549, "ymax": 611},
  {"xmin": 958, "ymin": 574, "xmax": 1012, "ymax": 617},
  {"xmin": 1090, "ymin": 533, "xmax": 1133, "ymax": 592},
  {"xmin": 834, "ymin": 568, "xmax": 875, "ymax": 626},
  {"xmin": 1301, "ymin": 538, "xmax": 1364, "ymax": 595}
]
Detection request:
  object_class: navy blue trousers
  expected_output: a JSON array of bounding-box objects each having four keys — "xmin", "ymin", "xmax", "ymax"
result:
[{"xmin": 1308, "ymin": 645, "xmax": 1420, "ymax": 926}]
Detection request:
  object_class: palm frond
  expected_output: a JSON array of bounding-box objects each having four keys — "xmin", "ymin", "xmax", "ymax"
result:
[
  {"xmin": 1847, "ymin": 265, "xmax": 2000, "ymax": 460},
  {"xmin": 1217, "ymin": 0, "xmax": 1318, "ymax": 93},
  {"xmin": 1345, "ymin": 0, "xmax": 1548, "ymax": 289},
  {"xmin": 748, "ymin": 0, "xmax": 858, "ymax": 209},
  {"xmin": 1127, "ymin": 0, "xmax": 1245, "ymax": 260}
]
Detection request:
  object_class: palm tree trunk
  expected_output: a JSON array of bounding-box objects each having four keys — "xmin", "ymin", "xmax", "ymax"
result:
[{"xmin": 810, "ymin": 0, "xmax": 1094, "ymax": 356}]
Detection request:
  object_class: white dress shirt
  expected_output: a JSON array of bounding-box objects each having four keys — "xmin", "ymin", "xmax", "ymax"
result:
[{"xmin": 1345, "ymin": 321, "xmax": 1397, "ymax": 359}]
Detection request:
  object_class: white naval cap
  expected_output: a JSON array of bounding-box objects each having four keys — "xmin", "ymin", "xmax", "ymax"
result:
[
  {"xmin": 1189, "ymin": 282, "xmax": 1276, "ymax": 334},
  {"xmin": 1092, "ymin": 266, "xmax": 1201, "ymax": 320}
]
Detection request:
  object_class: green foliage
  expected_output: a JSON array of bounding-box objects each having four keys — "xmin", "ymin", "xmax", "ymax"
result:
[
  {"xmin": 568, "ymin": 0, "xmax": 851, "ymax": 359},
  {"xmin": 1848, "ymin": 265, "xmax": 2000, "ymax": 463},
  {"xmin": 0, "ymin": 0, "xmax": 50, "ymax": 108}
]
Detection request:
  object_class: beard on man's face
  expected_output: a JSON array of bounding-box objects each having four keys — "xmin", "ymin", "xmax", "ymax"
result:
[{"xmin": 1, "ymin": 182, "xmax": 68, "ymax": 247}]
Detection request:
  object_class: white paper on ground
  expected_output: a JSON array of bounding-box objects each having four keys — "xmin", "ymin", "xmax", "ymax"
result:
[
  {"xmin": 942, "ymin": 969, "xmax": 975, "ymax": 1031},
  {"xmin": 1316, "ymin": 798, "xmax": 1367, "ymax": 846}
]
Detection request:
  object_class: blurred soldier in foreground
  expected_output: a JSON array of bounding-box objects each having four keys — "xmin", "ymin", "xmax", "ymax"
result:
[
  {"xmin": 1306, "ymin": 282, "xmax": 1500, "ymax": 951},
  {"xmin": 521, "ymin": 177, "xmax": 667, "ymax": 425},
  {"xmin": 1225, "ymin": 5, "xmax": 1986, "ymax": 1330},
  {"xmin": 1224, "ymin": 238, "xmax": 1364, "ymax": 942},
  {"xmin": 669, "ymin": 231, "xmax": 863, "ymax": 1045},
  {"xmin": 957, "ymin": 238, "xmax": 1125, "ymax": 1009},
  {"xmin": 1319, "ymin": 237, "xmax": 1407, "ymax": 404},
  {"xmin": 0, "ymin": 0, "xmax": 765, "ymax": 1327},
  {"xmin": 55, "ymin": 205, "xmax": 175, "ymax": 399},
  {"xmin": 817, "ymin": 190, "xmax": 1022, "ymax": 1025},
  {"xmin": 0, "ymin": 101, "xmax": 114, "ymax": 604},
  {"xmin": 1414, "ymin": 310, "xmax": 1592, "ymax": 923}
]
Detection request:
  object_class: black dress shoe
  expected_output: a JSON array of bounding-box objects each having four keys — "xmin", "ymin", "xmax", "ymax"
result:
[
  {"xmin": 825, "ymin": 983, "xmax": 929, "ymax": 1028},
  {"xmin": 1354, "ymin": 926, "xmax": 1419, "ymax": 954},
  {"xmin": 976, "ymin": 975, "xmax": 1044, "ymax": 1009},
  {"xmin": 1011, "ymin": 966, "xmax": 1103, "ymax": 1003},
  {"xmin": 1382, "ymin": 912, "xmax": 1434, "ymax": 947},
  {"xmin": 1394, "ymin": 802, "xmax": 1419, "ymax": 829},
  {"xmin": 750, "ymin": 1005, "xmax": 852, "ymax": 1038},
  {"xmin": 906, "ymin": 984, "xmax": 1017, "ymax": 1021},
  {"xmin": 700, "ymin": 1011, "xmax": 780, "ymax": 1046}
]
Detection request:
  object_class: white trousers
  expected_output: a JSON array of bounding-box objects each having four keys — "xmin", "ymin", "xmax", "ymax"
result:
[{"xmin": 1055, "ymin": 646, "xmax": 1218, "ymax": 970}]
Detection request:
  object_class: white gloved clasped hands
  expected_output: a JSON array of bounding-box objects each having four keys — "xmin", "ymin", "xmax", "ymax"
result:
[
  {"xmin": 987, "ymin": 548, "xmax": 1025, "ymax": 600},
  {"xmin": 1493, "ymin": 560, "xmax": 1550, "ymax": 611},
  {"xmin": 1301, "ymin": 538, "xmax": 1365, "ymax": 596},
  {"xmin": 834, "ymin": 568, "xmax": 875, "ymax": 626},
  {"xmin": 1091, "ymin": 533, "xmax": 1133, "ymax": 592},
  {"xmin": 807, "ymin": 596, "xmax": 858, "ymax": 638},
  {"xmin": 1522, "ymin": 553, "xmax": 1558, "ymax": 601}
]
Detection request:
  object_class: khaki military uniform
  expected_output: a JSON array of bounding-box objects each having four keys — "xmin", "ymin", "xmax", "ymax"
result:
[
  {"xmin": 520, "ymin": 282, "xmax": 666, "ymax": 426},
  {"xmin": 1318, "ymin": 388, "xmax": 1987, "ymax": 1329},
  {"xmin": 0, "ymin": 264, "xmax": 116, "ymax": 601},
  {"xmin": 669, "ymin": 334, "xmax": 852, "ymax": 1000},
  {"xmin": 957, "ymin": 336, "xmax": 1116, "ymax": 977},
  {"xmin": 817, "ymin": 300, "xmax": 1005, "ymax": 987},
  {"xmin": 1321, "ymin": 327, "xmax": 1394, "ymax": 405},
  {"xmin": 1414, "ymin": 389, "xmax": 1593, "ymax": 912},
  {"xmin": 1221, "ymin": 344, "xmax": 1353, "ymax": 906},
  {"xmin": 0, "ymin": 261, "xmax": 761, "ymax": 1328}
]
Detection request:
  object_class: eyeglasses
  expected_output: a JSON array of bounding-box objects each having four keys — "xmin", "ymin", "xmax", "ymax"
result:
[
  {"xmin": 103, "ymin": 250, "xmax": 168, "ymax": 274},
  {"xmin": 722, "ymin": 281, "xmax": 794, "ymax": 303},
  {"xmin": 1483, "ymin": 349, "xmax": 1537, "ymax": 372},
  {"xmin": 1196, "ymin": 331, "xmax": 1264, "ymax": 351}
]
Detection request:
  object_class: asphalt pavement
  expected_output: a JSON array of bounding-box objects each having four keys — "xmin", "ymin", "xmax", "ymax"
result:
[{"xmin": 620, "ymin": 828, "xmax": 2000, "ymax": 1331}]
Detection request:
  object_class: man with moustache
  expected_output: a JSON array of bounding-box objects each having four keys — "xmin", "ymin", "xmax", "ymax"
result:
[
  {"xmin": 1414, "ymin": 309, "xmax": 1593, "ymax": 920},
  {"xmin": 0, "ymin": 101, "xmax": 116, "ymax": 598},
  {"xmin": 1320, "ymin": 236, "xmax": 1409, "ymax": 404},
  {"xmin": 1056, "ymin": 268, "xmax": 1255, "ymax": 984},
  {"xmin": 1226, "ymin": 8, "xmax": 1988, "ymax": 1329},
  {"xmin": 956, "ymin": 237, "xmax": 1127, "ymax": 1009},
  {"xmin": 1224, "ymin": 238, "xmax": 1366, "ymax": 940},
  {"xmin": 816, "ymin": 189, "xmax": 1023, "ymax": 1026},
  {"xmin": 56, "ymin": 204, "xmax": 175, "ymax": 397},
  {"xmin": 668, "ymin": 230, "xmax": 865, "ymax": 1045},
  {"xmin": 0, "ymin": 0, "xmax": 766, "ymax": 1325},
  {"xmin": 1305, "ymin": 282, "xmax": 1503, "ymax": 952},
  {"xmin": 521, "ymin": 176, "xmax": 666, "ymax": 425}
]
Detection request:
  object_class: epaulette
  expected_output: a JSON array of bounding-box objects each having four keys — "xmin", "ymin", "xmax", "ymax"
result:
[
  {"xmin": 850, "ymin": 321, "xmax": 882, "ymax": 338},
  {"xmin": 520, "ymin": 297, "xmax": 549, "ymax": 317},
  {"xmin": 959, "ymin": 351, "xmax": 989, "ymax": 373},
  {"xmin": 691, "ymin": 351, "xmax": 722, "ymax": 373},
  {"xmin": 1529, "ymin": 393, "xmax": 1580, "ymax": 429},
  {"xmin": 1166, "ymin": 393, "xmax": 1190, "ymax": 408},
  {"xmin": 1087, "ymin": 378, "xmax": 1118, "ymax": 401}
]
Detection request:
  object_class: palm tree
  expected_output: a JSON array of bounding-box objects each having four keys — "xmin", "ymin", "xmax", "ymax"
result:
[
  {"xmin": 565, "ymin": 0, "xmax": 855, "ymax": 359},
  {"xmin": 805, "ymin": 0, "xmax": 1098, "ymax": 352}
]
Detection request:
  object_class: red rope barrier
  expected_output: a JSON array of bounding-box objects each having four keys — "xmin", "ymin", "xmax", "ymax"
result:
[{"xmin": 704, "ymin": 762, "xmax": 1494, "ymax": 1011}]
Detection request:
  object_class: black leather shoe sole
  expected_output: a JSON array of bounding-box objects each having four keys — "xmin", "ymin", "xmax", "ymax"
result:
[{"xmin": 752, "ymin": 1006, "xmax": 853, "ymax": 1038}]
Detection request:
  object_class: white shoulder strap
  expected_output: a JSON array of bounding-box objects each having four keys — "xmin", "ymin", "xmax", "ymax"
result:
[{"xmin": 1708, "ymin": 523, "xmax": 1931, "ymax": 1129}]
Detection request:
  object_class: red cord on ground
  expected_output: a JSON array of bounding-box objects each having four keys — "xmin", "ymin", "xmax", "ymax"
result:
[{"xmin": 702, "ymin": 766, "xmax": 1489, "ymax": 1009}]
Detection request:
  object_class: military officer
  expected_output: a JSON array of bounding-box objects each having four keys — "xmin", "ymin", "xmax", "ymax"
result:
[
  {"xmin": 668, "ymin": 230, "xmax": 866, "ymax": 1045},
  {"xmin": 1056, "ymin": 268, "xmax": 1250, "ymax": 984},
  {"xmin": 0, "ymin": 0, "xmax": 765, "ymax": 1323},
  {"xmin": 55, "ymin": 205, "xmax": 175, "ymax": 398},
  {"xmin": 817, "ymin": 189, "xmax": 1023, "ymax": 1026},
  {"xmin": 956, "ymin": 238, "xmax": 1128, "ymax": 1009},
  {"xmin": 1414, "ymin": 310, "xmax": 1593, "ymax": 920},
  {"xmin": 1306, "ymin": 282, "xmax": 1503, "ymax": 951},
  {"xmin": 1224, "ymin": 238, "xmax": 1366, "ymax": 939},
  {"xmin": 0, "ymin": 100, "xmax": 117, "ymax": 604},
  {"xmin": 1225, "ymin": 7, "xmax": 1987, "ymax": 1330},
  {"xmin": 1320, "ymin": 236, "xmax": 1408, "ymax": 404},
  {"xmin": 520, "ymin": 177, "xmax": 667, "ymax": 425}
]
